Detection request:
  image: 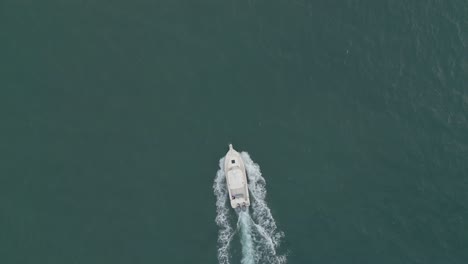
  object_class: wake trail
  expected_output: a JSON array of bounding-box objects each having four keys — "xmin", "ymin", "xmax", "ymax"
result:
[
  {"xmin": 238, "ymin": 211, "xmax": 254, "ymax": 264},
  {"xmin": 241, "ymin": 152, "xmax": 285, "ymax": 250}
]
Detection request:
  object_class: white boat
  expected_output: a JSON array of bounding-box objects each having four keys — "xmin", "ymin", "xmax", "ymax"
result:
[{"xmin": 225, "ymin": 144, "xmax": 250, "ymax": 210}]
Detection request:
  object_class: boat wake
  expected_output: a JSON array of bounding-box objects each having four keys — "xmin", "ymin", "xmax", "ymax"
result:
[
  {"xmin": 213, "ymin": 152, "xmax": 286, "ymax": 264},
  {"xmin": 238, "ymin": 211, "xmax": 254, "ymax": 264}
]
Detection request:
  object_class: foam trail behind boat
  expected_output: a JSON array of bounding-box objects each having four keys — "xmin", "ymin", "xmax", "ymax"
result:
[
  {"xmin": 241, "ymin": 152, "xmax": 287, "ymax": 264},
  {"xmin": 238, "ymin": 211, "xmax": 255, "ymax": 264}
]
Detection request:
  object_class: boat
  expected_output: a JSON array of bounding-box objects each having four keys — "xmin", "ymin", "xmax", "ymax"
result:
[{"xmin": 224, "ymin": 144, "xmax": 250, "ymax": 210}]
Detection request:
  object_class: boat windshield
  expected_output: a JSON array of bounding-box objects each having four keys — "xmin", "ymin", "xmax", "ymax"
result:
[{"xmin": 232, "ymin": 193, "xmax": 244, "ymax": 199}]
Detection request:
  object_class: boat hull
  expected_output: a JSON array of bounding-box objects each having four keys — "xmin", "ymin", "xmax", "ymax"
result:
[{"xmin": 224, "ymin": 144, "xmax": 250, "ymax": 209}]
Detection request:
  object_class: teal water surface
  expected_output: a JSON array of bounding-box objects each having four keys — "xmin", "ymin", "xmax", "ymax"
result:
[{"xmin": 1, "ymin": 0, "xmax": 468, "ymax": 263}]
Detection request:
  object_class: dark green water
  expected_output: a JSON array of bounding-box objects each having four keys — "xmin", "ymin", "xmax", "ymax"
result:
[{"xmin": 2, "ymin": 0, "xmax": 468, "ymax": 263}]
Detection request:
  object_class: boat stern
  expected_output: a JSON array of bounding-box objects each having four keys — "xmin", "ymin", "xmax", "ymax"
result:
[{"xmin": 230, "ymin": 197, "xmax": 250, "ymax": 209}]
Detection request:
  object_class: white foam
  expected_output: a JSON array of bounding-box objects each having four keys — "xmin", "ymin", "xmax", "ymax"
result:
[
  {"xmin": 241, "ymin": 152, "xmax": 287, "ymax": 264},
  {"xmin": 242, "ymin": 152, "xmax": 284, "ymax": 245},
  {"xmin": 238, "ymin": 211, "xmax": 255, "ymax": 264}
]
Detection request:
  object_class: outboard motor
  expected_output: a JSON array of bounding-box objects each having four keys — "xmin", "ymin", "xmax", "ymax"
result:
[{"xmin": 241, "ymin": 203, "xmax": 247, "ymax": 212}]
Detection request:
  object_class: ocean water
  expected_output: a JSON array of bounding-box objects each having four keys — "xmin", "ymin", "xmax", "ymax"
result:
[{"xmin": 1, "ymin": 0, "xmax": 467, "ymax": 263}]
